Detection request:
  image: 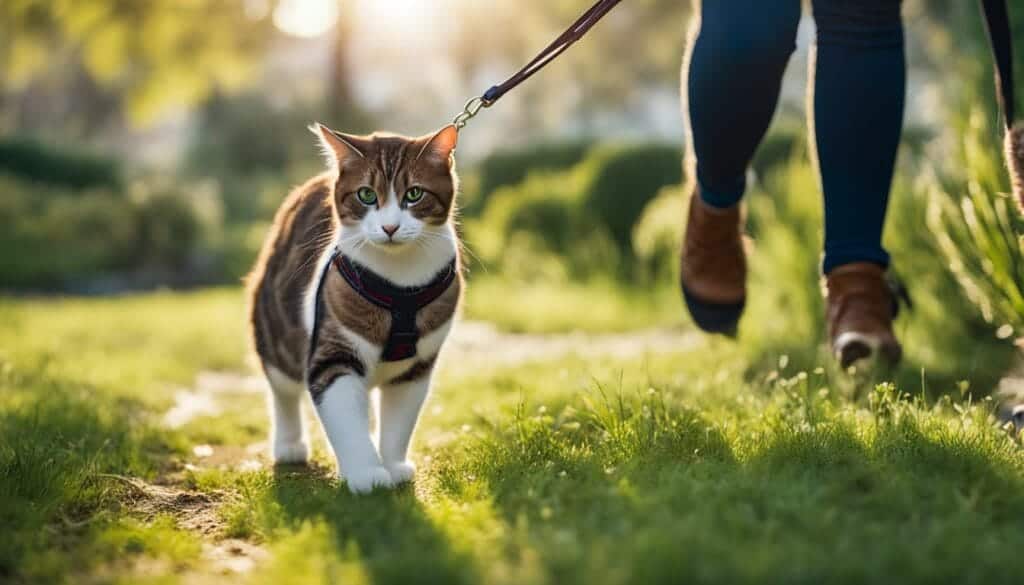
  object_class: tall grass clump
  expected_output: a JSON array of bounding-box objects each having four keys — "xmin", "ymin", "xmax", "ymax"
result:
[{"xmin": 927, "ymin": 109, "xmax": 1024, "ymax": 338}]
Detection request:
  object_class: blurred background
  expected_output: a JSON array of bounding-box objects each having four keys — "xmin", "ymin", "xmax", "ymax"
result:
[{"xmin": 0, "ymin": 0, "xmax": 1021, "ymax": 372}]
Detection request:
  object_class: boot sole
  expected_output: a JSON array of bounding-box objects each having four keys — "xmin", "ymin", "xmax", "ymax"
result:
[
  {"xmin": 834, "ymin": 332, "xmax": 902, "ymax": 369},
  {"xmin": 681, "ymin": 285, "xmax": 745, "ymax": 337}
]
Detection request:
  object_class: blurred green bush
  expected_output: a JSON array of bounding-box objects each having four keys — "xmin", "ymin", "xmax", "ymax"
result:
[
  {"xmin": 0, "ymin": 171, "xmax": 225, "ymax": 291},
  {"xmin": 632, "ymin": 184, "xmax": 684, "ymax": 285},
  {"xmin": 464, "ymin": 141, "xmax": 593, "ymax": 216},
  {"xmin": 581, "ymin": 144, "xmax": 682, "ymax": 254},
  {"xmin": 0, "ymin": 137, "xmax": 121, "ymax": 191},
  {"xmin": 185, "ymin": 92, "xmax": 327, "ymax": 224},
  {"xmin": 469, "ymin": 142, "xmax": 681, "ymax": 281}
]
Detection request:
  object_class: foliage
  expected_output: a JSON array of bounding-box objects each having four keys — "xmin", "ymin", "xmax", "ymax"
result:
[
  {"xmin": 580, "ymin": 143, "xmax": 682, "ymax": 254},
  {"xmin": 0, "ymin": 173, "xmax": 220, "ymax": 290},
  {"xmin": 914, "ymin": 1, "xmax": 1024, "ymax": 340},
  {"xmin": 927, "ymin": 110, "xmax": 1024, "ymax": 334},
  {"xmin": 0, "ymin": 0, "xmax": 273, "ymax": 130},
  {"xmin": 631, "ymin": 184, "xmax": 684, "ymax": 284},
  {"xmin": 466, "ymin": 141, "xmax": 593, "ymax": 216},
  {"xmin": 0, "ymin": 136, "xmax": 121, "ymax": 190},
  {"xmin": 470, "ymin": 142, "xmax": 681, "ymax": 282},
  {"xmin": 185, "ymin": 91, "xmax": 329, "ymax": 224}
]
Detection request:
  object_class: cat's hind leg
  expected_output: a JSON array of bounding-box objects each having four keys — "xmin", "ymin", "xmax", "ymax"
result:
[
  {"xmin": 379, "ymin": 371, "xmax": 433, "ymax": 485},
  {"xmin": 266, "ymin": 365, "xmax": 309, "ymax": 465}
]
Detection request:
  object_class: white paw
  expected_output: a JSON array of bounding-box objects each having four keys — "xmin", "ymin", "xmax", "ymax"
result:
[
  {"xmin": 272, "ymin": 440, "xmax": 309, "ymax": 465},
  {"xmin": 386, "ymin": 460, "xmax": 417, "ymax": 484},
  {"xmin": 343, "ymin": 465, "xmax": 395, "ymax": 494}
]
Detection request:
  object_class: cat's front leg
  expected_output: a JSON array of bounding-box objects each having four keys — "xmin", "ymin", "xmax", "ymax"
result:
[
  {"xmin": 379, "ymin": 368, "xmax": 434, "ymax": 485},
  {"xmin": 312, "ymin": 374, "xmax": 393, "ymax": 494}
]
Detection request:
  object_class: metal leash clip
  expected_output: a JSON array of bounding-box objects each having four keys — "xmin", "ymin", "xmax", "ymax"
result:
[{"xmin": 452, "ymin": 96, "xmax": 488, "ymax": 131}]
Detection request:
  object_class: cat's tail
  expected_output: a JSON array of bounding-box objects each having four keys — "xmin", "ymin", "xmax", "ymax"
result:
[{"xmin": 979, "ymin": 0, "xmax": 1023, "ymax": 212}]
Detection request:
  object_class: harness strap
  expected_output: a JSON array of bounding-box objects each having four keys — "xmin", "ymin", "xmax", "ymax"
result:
[
  {"xmin": 979, "ymin": 0, "xmax": 1017, "ymax": 128},
  {"xmin": 334, "ymin": 255, "xmax": 457, "ymax": 362},
  {"xmin": 307, "ymin": 248, "xmax": 340, "ymax": 374},
  {"xmin": 479, "ymin": 0, "xmax": 623, "ymax": 107}
]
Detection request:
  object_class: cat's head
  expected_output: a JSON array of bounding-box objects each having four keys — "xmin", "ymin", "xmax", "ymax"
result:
[{"xmin": 312, "ymin": 123, "xmax": 459, "ymax": 252}]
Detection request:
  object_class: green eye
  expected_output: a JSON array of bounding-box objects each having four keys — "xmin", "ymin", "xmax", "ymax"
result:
[
  {"xmin": 404, "ymin": 187, "xmax": 424, "ymax": 204},
  {"xmin": 356, "ymin": 187, "xmax": 377, "ymax": 205}
]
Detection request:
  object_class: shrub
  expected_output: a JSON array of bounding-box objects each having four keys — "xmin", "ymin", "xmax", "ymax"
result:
[
  {"xmin": 0, "ymin": 137, "xmax": 121, "ymax": 191},
  {"xmin": 482, "ymin": 171, "xmax": 584, "ymax": 255},
  {"xmin": 632, "ymin": 185, "xmax": 684, "ymax": 284},
  {"xmin": 0, "ymin": 174, "xmax": 216, "ymax": 291},
  {"xmin": 579, "ymin": 143, "xmax": 683, "ymax": 255},
  {"xmin": 473, "ymin": 167, "xmax": 620, "ymax": 279},
  {"xmin": 466, "ymin": 141, "xmax": 593, "ymax": 216},
  {"xmin": 471, "ymin": 142, "xmax": 682, "ymax": 281},
  {"xmin": 185, "ymin": 92, "xmax": 330, "ymax": 224}
]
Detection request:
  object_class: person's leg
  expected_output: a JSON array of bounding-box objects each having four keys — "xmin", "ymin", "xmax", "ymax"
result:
[
  {"xmin": 811, "ymin": 0, "xmax": 905, "ymax": 273},
  {"xmin": 681, "ymin": 0, "xmax": 801, "ymax": 334},
  {"xmin": 686, "ymin": 0, "xmax": 802, "ymax": 208},
  {"xmin": 811, "ymin": 0, "xmax": 905, "ymax": 365}
]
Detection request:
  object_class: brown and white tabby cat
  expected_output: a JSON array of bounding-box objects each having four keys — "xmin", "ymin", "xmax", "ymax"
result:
[{"xmin": 247, "ymin": 123, "xmax": 462, "ymax": 493}]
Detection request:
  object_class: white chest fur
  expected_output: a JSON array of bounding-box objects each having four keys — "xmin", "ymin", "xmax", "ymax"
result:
[{"xmin": 302, "ymin": 223, "xmax": 458, "ymax": 335}]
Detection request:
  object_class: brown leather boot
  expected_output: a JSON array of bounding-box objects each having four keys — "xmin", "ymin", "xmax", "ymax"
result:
[
  {"xmin": 680, "ymin": 190, "xmax": 747, "ymax": 335},
  {"xmin": 825, "ymin": 262, "xmax": 902, "ymax": 368}
]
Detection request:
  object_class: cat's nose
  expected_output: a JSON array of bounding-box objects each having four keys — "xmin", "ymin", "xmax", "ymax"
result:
[{"xmin": 382, "ymin": 224, "xmax": 399, "ymax": 238}]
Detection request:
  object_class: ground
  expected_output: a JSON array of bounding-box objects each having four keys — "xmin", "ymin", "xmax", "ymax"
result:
[{"xmin": 2, "ymin": 283, "xmax": 1024, "ymax": 584}]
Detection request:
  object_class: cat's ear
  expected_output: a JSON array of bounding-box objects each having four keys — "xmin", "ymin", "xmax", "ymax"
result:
[
  {"xmin": 417, "ymin": 124, "xmax": 458, "ymax": 163},
  {"xmin": 309, "ymin": 123, "xmax": 368, "ymax": 166}
]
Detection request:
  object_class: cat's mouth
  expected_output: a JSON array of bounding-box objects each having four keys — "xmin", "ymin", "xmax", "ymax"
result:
[{"xmin": 368, "ymin": 237, "xmax": 409, "ymax": 251}]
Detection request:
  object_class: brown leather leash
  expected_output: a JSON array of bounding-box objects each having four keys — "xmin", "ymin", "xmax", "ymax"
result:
[{"xmin": 451, "ymin": 0, "xmax": 622, "ymax": 131}]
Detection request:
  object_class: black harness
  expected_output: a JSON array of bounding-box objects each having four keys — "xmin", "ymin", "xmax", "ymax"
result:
[{"xmin": 308, "ymin": 250, "xmax": 457, "ymax": 366}]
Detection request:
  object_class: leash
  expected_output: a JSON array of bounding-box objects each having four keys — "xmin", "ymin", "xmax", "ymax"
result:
[{"xmin": 451, "ymin": 0, "xmax": 623, "ymax": 131}]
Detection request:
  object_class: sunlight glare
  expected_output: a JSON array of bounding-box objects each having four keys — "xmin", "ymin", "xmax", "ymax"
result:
[
  {"xmin": 273, "ymin": 0, "xmax": 339, "ymax": 38},
  {"xmin": 361, "ymin": 0, "xmax": 439, "ymax": 38}
]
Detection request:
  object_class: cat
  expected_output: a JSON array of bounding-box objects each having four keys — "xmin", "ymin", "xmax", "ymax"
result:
[{"xmin": 247, "ymin": 123, "xmax": 462, "ymax": 493}]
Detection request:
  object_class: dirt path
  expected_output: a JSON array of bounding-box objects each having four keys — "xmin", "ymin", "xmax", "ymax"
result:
[{"xmin": 163, "ymin": 321, "xmax": 701, "ymax": 430}]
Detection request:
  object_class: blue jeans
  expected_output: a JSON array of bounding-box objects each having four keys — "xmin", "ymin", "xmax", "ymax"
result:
[{"xmin": 686, "ymin": 0, "xmax": 905, "ymax": 273}]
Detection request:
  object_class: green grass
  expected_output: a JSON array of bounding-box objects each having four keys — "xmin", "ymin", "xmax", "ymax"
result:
[
  {"xmin": 1, "ymin": 285, "xmax": 1022, "ymax": 583},
  {"xmin": 463, "ymin": 276, "xmax": 683, "ymax": 333}
]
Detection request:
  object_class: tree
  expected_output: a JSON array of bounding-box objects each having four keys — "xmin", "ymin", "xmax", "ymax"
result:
[{"xmin": 0, "ymin": 0, "xmax": 274, "ymax": 136}]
